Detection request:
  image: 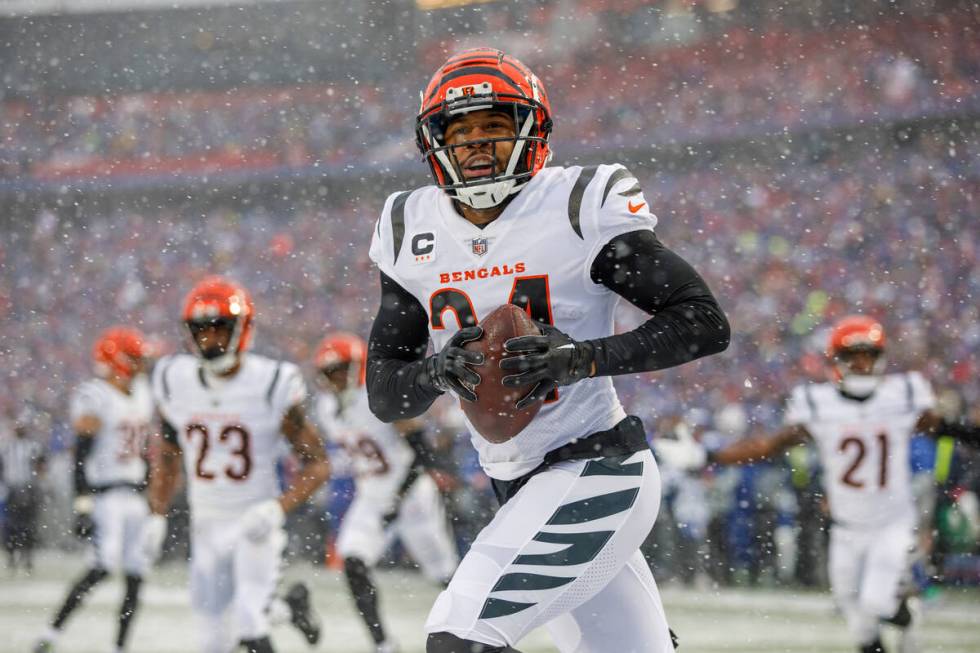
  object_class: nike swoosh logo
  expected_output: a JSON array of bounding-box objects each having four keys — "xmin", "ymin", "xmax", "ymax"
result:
[{"xmin": 627, "ymin": 200, "xmax": 646, "ymax": 214}]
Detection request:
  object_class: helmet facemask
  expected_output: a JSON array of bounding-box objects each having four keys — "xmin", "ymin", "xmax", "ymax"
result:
[
  {"xmin": 417, "ymin": 86, "xmax": 552, "ymax": 210},
  {"xmin": 833, "ymin": 347, "xmax": 886, "ymax": 398},
  {"xmin": 186, "ymin": 316, "xmax": 245, "ymax": 375}
]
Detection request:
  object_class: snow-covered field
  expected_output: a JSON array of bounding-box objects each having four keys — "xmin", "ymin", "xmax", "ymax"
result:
[{"xmin": 3, "ymin": 551, "xmax": 979, "ymax": 653}]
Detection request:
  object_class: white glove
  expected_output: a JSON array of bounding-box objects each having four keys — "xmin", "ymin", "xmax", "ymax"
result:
[
  {"xmin": 653, "ymin": 423, "xmax": 707, "ymax": 472},
  {"xmin": 72, "ymin": 495, "xmax": 95, "ymax": 515},
  {"xmin": 141, "ymin": 514, "xmax": 167, "ymax": 563},
  {"xmin": 241, "ymin": 499, "xmax": 285, "ymax": 543}
]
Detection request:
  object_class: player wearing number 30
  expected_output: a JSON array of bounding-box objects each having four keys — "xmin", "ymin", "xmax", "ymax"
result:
[
  {"xmin": 367, "ymin": 49, "xmax": 730, "ymax": 653},
  {"xmin": 146, "ymin": 276, "xmax": 330, "ymax": 653},
  {"xmin": 35, "ymin": 327, "xmax": 153, "ymax": 653}
]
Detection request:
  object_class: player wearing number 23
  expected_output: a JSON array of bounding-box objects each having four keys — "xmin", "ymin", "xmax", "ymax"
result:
[
  {"xmin": 366, "ymin": 49, "xmax": 730, "ymax": 653},
  {"xmin": 146, "ymin": 276, "xmax": 330, "ymax": 653}
]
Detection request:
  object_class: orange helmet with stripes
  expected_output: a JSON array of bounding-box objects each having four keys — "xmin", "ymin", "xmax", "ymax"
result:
[
  {"xmin": 181, "ymin": 276, "xmax": 254, "ymax": 373},
  {"xmin": 93, "ymin": 326, "xmax": 147, "ymax": 380},
  {"xmin": 827, "ymin": 315, "xmax": 886, "ymax": 360},
  {"xmin": 315, "ymin": 332, "xmax": 367, "ymax": 390},
  {"xmin": 826, "ymin": 315, "xmax": 887, "ymax": 395},
  {"xmin": 416, "ymin": 48, "xmax": 553, "ymax": 209}
]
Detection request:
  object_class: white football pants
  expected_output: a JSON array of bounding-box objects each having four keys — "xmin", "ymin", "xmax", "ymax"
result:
[
  {"xmin": 189, "ymin": 515, "xmax": 286, "ymax": 652},
  {"xmin": 91, "ymin": 488, "xmax": 150, "ymax": 576},
  {"xmin": 339, "ymin": 473, "xmax": 459, "ymax": 582},
  {"xmin": 829, "ymin": 517, "xmax": 915, "ymax": 646},
  {"xmin": 425, "ymin": 449, "xmax": 673, "ymax": 652}
]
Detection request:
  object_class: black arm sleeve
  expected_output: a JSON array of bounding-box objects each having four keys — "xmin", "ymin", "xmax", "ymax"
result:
[
  {"xmin": 588, "ymin": 230, "xmax": 731, "ymax": 376},
  {"xmin": 161, "ymin": 418, "xmax": 179, "ymax": 447},
  {"xmin": 74, "ymin": 435, "xmax": 95, "ymax": 496},
  {"xmin": 405, "ymin": 428, "xmax": 445, "ymax": 470},
  {"xmin": 366, "ymin": 272, "xmax": 443, "ymax": 423}
]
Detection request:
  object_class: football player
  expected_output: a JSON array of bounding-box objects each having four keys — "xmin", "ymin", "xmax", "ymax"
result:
[
  {"xmin": 314, "ymin": 332, "xmax": 459, "ymax": 653},
  {"xmin": 366, "ymin": 49, "xmax": 730, "ymax": 653},
  {"xmin": 34, "ymin": 327, "xmax": 154, "ymax": 653},
  {"xmin": 143, "ymin": 276, "xmax": 330, "ymax": 653},
  {"xmin": 664, "ymin": 315, "xmax": 980, "ymax": 653}
]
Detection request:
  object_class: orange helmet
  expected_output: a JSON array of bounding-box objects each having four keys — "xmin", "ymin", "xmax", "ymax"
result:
[
  {"xmin": 314, "ymin": 332, "xmax": 367, "ymax": 389},
  {"xmin": 181, "ymin": 276, "xmax": 254, "ymax": 373},
  {"xmin": 827, "ymin": 315, "xmax": 886, "ymax": 360},
  {"xmin": 93, "ymin": 326, "xmax": 147, "ymax": 380},
  {"xmin": 826, "ymin": 315, "xmax": 887, "ymax": 394},
  {"xmin": 416, "ymin": 48, "xmax": 553, "ymax": 209}
]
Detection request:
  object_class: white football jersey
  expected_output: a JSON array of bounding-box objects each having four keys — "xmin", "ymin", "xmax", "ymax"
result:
[
  {"xmin": 369, "ymin": 164, "xmax": 657, "ymax": 480},
  {"xmin": 151, "ymin": 353, "xmax": 307, "ymax": 519},
  {"xmin": 69, "ymin": 376, "xmax": 154, "ymax": 488},
  {"xmin": 785, "ymin": 372, "xmax": 935, "ymax": 527},
  {"xmin": 315, "ymin": 387, "xmax": 415, "ymax": 506}
]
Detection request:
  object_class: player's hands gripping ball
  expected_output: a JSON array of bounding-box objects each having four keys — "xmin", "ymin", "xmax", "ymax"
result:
[
  {"xmin": 501, "ymin": 323, "xmax": 595, "ymax": 410},
  {"xmin": 423, "ymin": 326, "xmax": 484, "ymax": 402},
  {"xmin": 458, "ymin": 305, "xmax": 546, "ymax": 443}
]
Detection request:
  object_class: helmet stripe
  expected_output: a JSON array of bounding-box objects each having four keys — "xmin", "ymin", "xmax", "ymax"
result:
[{"xmin": 425, "ymin": 66, "xmax": 527, "ymax": 104}]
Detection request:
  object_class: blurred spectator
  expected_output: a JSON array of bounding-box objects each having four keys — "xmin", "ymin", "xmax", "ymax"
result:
[{"xmin": 0, "ymin": 411, "xmax": 47, "ymax": 572}]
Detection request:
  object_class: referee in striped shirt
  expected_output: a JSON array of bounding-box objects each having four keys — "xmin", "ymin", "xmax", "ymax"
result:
[{"xmin": 1, "ymin": 415, "xmax": 46, "ymax": 573}]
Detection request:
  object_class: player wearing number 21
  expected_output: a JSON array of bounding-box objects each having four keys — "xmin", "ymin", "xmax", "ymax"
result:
[
  {"xmin": 689, "ymin": 315, "xmax": 978, "ymax": 653},
  {"xmin": 366, "ymin": 49, "xmax": 730, "ymax": 653},
  {"xmin": 145, "ymin": 276, "xmax": 330, "ymax": 653}
]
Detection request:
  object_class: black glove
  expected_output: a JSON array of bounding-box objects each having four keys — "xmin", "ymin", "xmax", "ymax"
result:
[
  {"xmin": 501, "ymin": 323, "xmax": 595, "ymax": 410},
  {"xmin": 75, "ymin": 512, "xmax": 96, "ymax": 540},
  {"xmin": 420, "ymin": 326, "xmax": 484, "ymax": 402}
]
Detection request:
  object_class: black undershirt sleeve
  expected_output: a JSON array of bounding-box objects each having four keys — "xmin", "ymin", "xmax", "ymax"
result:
[
  {"xmin": 588, "ymin": 229, "xmax": 730, "ymax": 376},
  {"xmin": 366, "ymin": 272, "xmax": 443, "ymax": 423},
  {"xmin": 74, "ymin": 435, "xmax": 95, "ymax": 496},
  {"xmin": 160, "ymin": 418, "xmax": 179, "ymax": 447}
]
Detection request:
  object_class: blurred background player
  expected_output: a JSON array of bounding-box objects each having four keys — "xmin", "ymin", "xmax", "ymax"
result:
[
  {"xmin": 144, "ymin": 276, "xmax": 330, "ymax": 653},
  {"xmin": 659, "ymin": 315, "xmax": 979, "ymax": 653},
  {"xmin": 0, "ymin": 410, "xmax": 47, "ymax": 573},
  {"xmin": 314, "ymin": 332, "xmax": 459, "ymax": 653},
  {"xmin": 34, "ymin": 327, "xmax": 153, "ymax": 653}
]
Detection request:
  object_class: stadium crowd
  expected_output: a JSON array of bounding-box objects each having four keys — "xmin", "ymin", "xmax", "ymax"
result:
[
  {"xmin": 3, "ymin": 121, "xmax": 978, "ymax": 583},
  {"xmin": 2, "ymin": 9, "xmax": 978, "ymax": 182},
  {"xmin": 2, "ymin": 0, "xmax": 978, "ymax": 589}
]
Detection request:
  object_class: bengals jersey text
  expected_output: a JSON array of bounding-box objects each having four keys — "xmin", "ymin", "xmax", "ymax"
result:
[{"xmin": 370, "ymin": 163, "xmax": 656, "ymax": 480}]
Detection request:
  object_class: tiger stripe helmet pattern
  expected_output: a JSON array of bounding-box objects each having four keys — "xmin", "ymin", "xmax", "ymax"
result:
[{"xmin": 416, "ymin": 48, "xmax": 553, "ymax": 210}]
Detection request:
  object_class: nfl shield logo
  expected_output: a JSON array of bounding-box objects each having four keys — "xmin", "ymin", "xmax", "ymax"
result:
[{"xmin": 471, "ymin": 237, "xmax": 489, "ymax": 256}]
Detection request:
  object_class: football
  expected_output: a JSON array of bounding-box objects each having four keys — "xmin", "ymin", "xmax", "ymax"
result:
[{"xmin": 461, "ymin": 304, "xmax": 543, "ymax": 443}]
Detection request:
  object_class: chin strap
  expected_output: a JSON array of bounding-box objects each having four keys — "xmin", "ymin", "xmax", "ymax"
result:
[
  {"xmin": 429, "ymin": 108, "xmax": 538, "ymax": 210},
  {"xmin": 201, "ymin": 351, "xmax": 239, "ymax": 375},
  {"xmin": 839, "ymin": 373, "xmax": 882, "ymax": 399}
]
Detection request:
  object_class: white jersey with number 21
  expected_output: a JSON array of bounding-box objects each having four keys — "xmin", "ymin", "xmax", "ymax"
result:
[{"xmin": 785, "ymin": 372, "xmax": 935, "ymax": 528}]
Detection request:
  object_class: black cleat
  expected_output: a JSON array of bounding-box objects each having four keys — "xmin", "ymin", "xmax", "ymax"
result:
[{"xmin": 284, "ymin": 582, "xmax": 321, "ymax": 646}]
